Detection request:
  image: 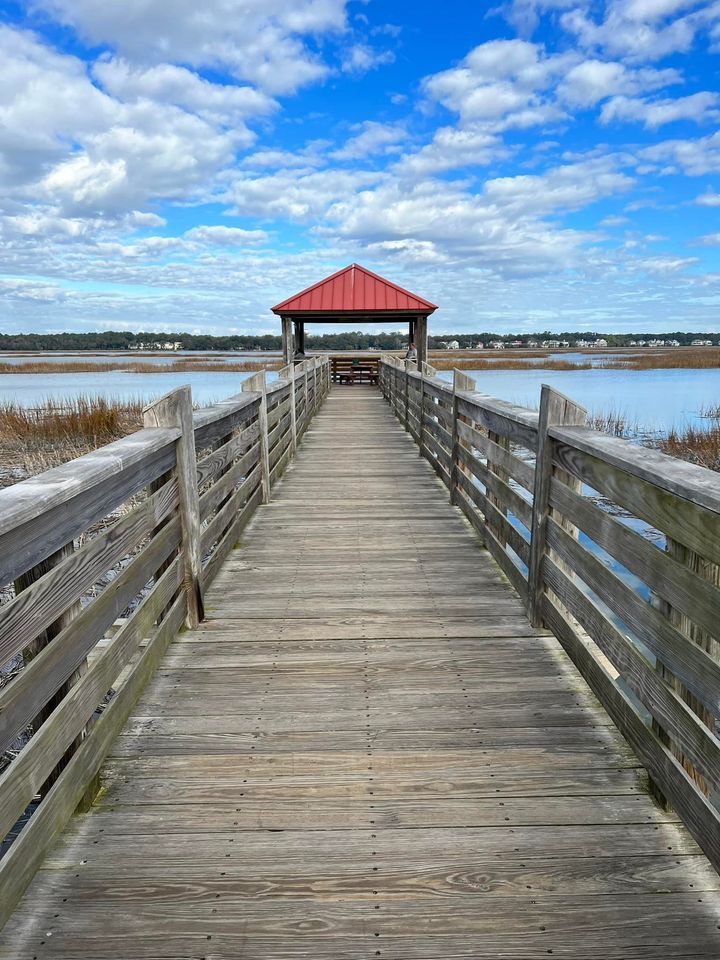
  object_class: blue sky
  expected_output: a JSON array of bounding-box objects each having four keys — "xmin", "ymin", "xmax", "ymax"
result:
[{"xmin": 0, "ymin": 0, "xmax": 719, "ymax": 335}]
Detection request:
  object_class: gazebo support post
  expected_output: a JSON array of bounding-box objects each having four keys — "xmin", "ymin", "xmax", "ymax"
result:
[
  {"xmin": 293, "ymin": 320, "xmax": 306, "ymax": 358},
  {"xmin": 416, "ymin": 315, "xmax": 428, "ymax": 368},
  {"xmin": 281, "ymin": 317, "xmax": 294, "ymax": 365}
]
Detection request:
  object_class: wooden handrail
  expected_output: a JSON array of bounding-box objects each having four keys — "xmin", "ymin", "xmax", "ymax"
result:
[
  {"xmin": 378, "ymin": 356, "xmax": 720, "ymax": 873},
  {"xmin": 0, "ymin": 357, "xmax": 331, "ymax": 928}
]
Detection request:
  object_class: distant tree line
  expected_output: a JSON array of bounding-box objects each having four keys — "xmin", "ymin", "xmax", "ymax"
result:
[{"xmin": 0, "ymin": 329, "xmax": 718, "ymax": 352}]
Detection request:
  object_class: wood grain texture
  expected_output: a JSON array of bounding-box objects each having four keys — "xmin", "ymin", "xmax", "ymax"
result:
[{"xmin": 2, "ymin": 381, "xmax": 719, "ymax": 960}]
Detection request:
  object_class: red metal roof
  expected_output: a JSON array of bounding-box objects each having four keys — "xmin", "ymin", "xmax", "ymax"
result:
[{"xmin": 271, "ymin": 263, "xmax": 437, "ymax": 315}]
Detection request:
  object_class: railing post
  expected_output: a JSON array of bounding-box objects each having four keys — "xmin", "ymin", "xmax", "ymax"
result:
[
  {"xmin": 527, "ymin": 384, "xmax": 587, "ymax": 628},
  {"xmin": 278, "ymin": 363, "xmax": 297, "ymax": 454},
  {"xmin": 242, "ymin": 371, "xmax": 271, "ymax": 503},
  {"xmin": 451, "ymin": 369, "xmax": 476, "ymax": 506},
  {"xmin": 303, "ymin": 360, "xmax": 310, "ymax": 429},
  {"xmin": 143, "ymin": 386, "xmax": 204, "ymax": 629},
  {"xmin": 403, "ymin": 360, "xmax": 413, "ymax": 431}
]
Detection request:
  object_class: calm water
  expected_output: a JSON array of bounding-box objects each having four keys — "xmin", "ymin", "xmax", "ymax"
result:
[
  {"xmin": 0, "ymin": 351, "xmax": 278, "ymax": 366},
  {"xmin": 0, "ymin": 369, "xmax": 259, "ymax": 406},
  {"xmin": 0, "ymin": 353, "xmax": 717, "ymax": 431},
  {"xmin": 437, "ymin": 366, "xmax": 719, "ymax": 432}
]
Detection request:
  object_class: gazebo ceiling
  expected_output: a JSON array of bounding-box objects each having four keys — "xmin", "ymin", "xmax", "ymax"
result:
[{"xmin": 271, "ymin": 263, "xmax": 437, "ymax": 317}]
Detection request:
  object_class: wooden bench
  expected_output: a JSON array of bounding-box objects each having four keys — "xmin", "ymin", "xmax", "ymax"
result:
[{"xmin": 331, "ymin": 356, "xmax": 379, "ymax": 384}]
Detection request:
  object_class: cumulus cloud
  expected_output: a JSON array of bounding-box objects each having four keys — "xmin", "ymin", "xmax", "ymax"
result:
[
  {"xmin": 33, "ymin": 0, "xmax": 348, "ymax": 94},
  {"xmin": 557, "ymin": 59, "xmax": 680, "ymax": 106},
  {"xmin": 600, "ymin": 90, "xmax": 719, "ymax": 126},
  {"xmin": 331, "ymin": 122, "xmax": 406, "ymax": 161},
  {"xmin": 340, "ymin": 44, "xmax": 395, "ymax": 75},
  {"xmin": 696, "ymin": 189, "xmax": 720, "ymax": 205},
  {"xmin": 422, "ymin": 39, "xmax": 571, "ymax": 125},
  {"xmin": 640, "ymin": 130, "xmax": 720, "ymax": 173},
  {"xmin": 184, "ymin": 225, "xmax": 269, "ymax": 245}
]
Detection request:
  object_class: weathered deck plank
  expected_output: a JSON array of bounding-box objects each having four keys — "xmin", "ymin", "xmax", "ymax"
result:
[{"xmin": 2, "ymin": 386, "xmax": 719, "ymax": 959}]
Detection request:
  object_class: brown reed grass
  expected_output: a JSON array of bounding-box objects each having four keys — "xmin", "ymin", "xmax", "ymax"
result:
[
  {"xmin": 603, "ymin": 348, "xmax": 720, "ymax": 370},
  {"xmin": 656, "ymin": 423, "xmax": 720, "ymax": 471},
  {"xmin": 0, "ymin": 359, "xmax": 282, "ymax": 375},
  {"xmin": 429, "ymin": 357, "xmax": 593, "ymax": 371}
]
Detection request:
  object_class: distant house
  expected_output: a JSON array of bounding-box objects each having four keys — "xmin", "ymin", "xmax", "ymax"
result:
[
  {"xmin": 666, "ymin": 340, "xmax": 680, "ymax": 347},
  {"xmin": 447, "ymin": 340, "xmax": 460, "ymax": 350},
  {"xmin": 594, "ymin": 339, "xmax": 608, "ymax": 347},
  {"xmin": 489, "ymin": 341, "xmax": 505, "ymax": 350},
  {"xmin": 542, "ymin": 340, "xmax": 561, "ymax": 348},
  {"xmin": 526, "ymin": 340, "xmax": 538, "ymax": 348},
  {"xmin": 508, "ymin": 340, "xmax": 523, "ymax": 348},
  {"xmin": 131, "ymin": 340, "xmax": 182, "ymax": 351},
  {"xmin": 691, "ymin": 339, "xmax": 713, "ymax": 346},
  {"xmin": 474, "ymin": 341, "xmax": 485, "ymax": 349}
]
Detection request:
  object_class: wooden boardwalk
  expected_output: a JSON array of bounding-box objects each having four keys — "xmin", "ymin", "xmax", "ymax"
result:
[{"xmin": 3, "ymin": 386, "xmax": 720, "ymax": 958}]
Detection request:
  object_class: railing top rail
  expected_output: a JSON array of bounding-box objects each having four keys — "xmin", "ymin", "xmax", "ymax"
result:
[
  {"xmin": 551, "ymin": 424, "xmax": 720, "ymax": 515},
  {"xmin": 0, "ymin": 426, "xmax": 180, "ymax": 537},
  {"xmin": 192, "ymin": 392, "xmax": 258, "ymax": 432}
]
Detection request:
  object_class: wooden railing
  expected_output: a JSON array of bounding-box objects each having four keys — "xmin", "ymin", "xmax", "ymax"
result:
[
  {"xmin": 0, "ymin": 356, "xmax": 330, "ymax": 925},
  {"xmin": 379, "ymin": 356, "xmax": 720, "ymax": 871}
]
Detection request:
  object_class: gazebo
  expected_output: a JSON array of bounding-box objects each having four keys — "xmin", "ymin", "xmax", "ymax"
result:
[{"xmin": 271, "ymin": 263, "xmax": 437, "ymax": 367}]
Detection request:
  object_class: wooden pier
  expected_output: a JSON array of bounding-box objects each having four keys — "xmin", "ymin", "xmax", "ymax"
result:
[{"xmin": 1, "ymin": 358, "xmax": 720, "ymax": 957}]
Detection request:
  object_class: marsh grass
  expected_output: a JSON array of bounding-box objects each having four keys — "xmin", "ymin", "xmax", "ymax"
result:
[
  {"xmin": 429, "ymin": 356, "xmax": 593, "ymax": 371},
  {"xmin": 602, "ymin": 348, "xmax": 720, "ymax": 370},
  {"xmin": 0, "ymin": 358, "xmax": 282, "ymax": 375},
  {"xmin": 656, "ymin": 423, "xmax": 720, "ymax": 471},
  {"xmin": 0, "ymin": 397, "xmax": 143, "ymax": 482}
]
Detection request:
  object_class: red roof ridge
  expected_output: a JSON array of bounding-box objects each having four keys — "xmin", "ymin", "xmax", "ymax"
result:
[{"xmin": 271, "ymin": 263, "xmax": 437, "ymax": 314}]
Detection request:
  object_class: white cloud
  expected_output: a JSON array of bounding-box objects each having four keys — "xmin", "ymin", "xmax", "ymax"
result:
[
  {"xmin": 422, "ymin": 39, "xmax": 572, "ymax": 129},
  {"xmin": 694, "ymin": 232, "xmax": 720, "ymax": 244},
  {"xmin": 332, "ymin": 122, "xmax": 406, "ymax": 161},
  {"xmin": 557, "ymin": 59, "xmax": 680, "ymax": 106},
  {"xmin": 696, "ymin": 189, "xmax": 720, "ymax": 205},
  {"xmin": 93, "ymin": 58, "xmax": 276, "ymax": 128},
  {"xmin": 184, "ymin": 225, "xmax": 268, "ymax": 245},
  {"xmin": 601, "ymin": 214, "xmax": 631, "ymax": 225},
  {"xmin": 33, "ymin": 0, "xmax": 348, "ymax": 94},
  {"xmin": 395, "ymin": 126, "xmax": 507, "ymax": 176},
  {"xmin": 0, "ymin": 26, "xmax": 116, "ymax": 186},
  {"xmin": 340, "ymin": 44, "xmax": 395, "ymax": 75},
  {"xmin": 561, "ymin": 1, "xmax": 701, "ymax": 60},
  {"xmin": 641, "ymin": 130, "xmax": 720, "ymax": 173},
  {"xmin": 601, "ymin": 90, "xmax": 719, "ymax": 126},
  {"xmin": 224, "ymin": 167, "xmax": 384, "ymax": 221}
]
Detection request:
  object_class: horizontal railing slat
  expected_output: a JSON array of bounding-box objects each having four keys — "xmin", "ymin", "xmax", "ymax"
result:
[
  {"xmin": 456, "ymin": 419, "xmax": 535, "ymax": 492},
  {"xmin": 542, "ymin": 591, "xmax": 720, "ymax": 874},
  {"xmin": 551, "ymin": 424, "xmax": 720, "ymax": 516},
  {"xmin": 545, "ymin": 516, "xmax": 720, "ymax": 713},
  {"xmin": 0, "ymin": 431, "xmax": 178, "ymax": 587},
  {"xmin": 0, "ymin": 516, "xmax": 182, "ymax": 753},
  {"xmin": 0, "ymin": 557, "xmax": 183, "ymax": 844},
  {"xmin": 552, "ymin": 437, "xmax": 720, "ymax": 567},
  {"xmin": 542, "ymin": 553, "xmax": 720, "ymax": 793},
  {"xmin": 0, "ymin": 478, "xmax": 179, "ymax": 669},
  {"xmin": 549, "ymin": 476, "xmax": 720, "ymax": 640}
]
